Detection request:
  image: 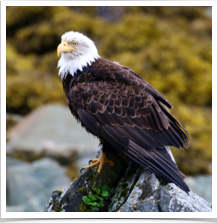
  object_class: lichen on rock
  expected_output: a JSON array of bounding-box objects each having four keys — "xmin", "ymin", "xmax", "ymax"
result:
[{"xmin": 42, "ymin": 149, "xmax": 212, "ymax": 212}]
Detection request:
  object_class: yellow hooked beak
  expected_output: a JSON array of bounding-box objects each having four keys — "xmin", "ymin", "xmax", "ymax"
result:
[{"xmin": 57, "ymin": 41, "xmax": 75, "ymax": 57}]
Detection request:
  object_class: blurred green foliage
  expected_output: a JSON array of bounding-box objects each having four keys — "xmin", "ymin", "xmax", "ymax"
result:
[{"xmin": 6, "ymin": 6, "xmax": 212, "ymax": 175}]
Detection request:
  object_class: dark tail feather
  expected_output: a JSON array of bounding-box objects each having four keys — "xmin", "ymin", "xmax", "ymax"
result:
[{"xmin": 126, "ymin": 145, "xmax": 190, "ymax": 194}]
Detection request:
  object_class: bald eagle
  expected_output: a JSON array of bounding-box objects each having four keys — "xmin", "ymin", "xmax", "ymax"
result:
[{"xmin": 57, "ymin": 31, "xmax": 190, "ymax": 194}]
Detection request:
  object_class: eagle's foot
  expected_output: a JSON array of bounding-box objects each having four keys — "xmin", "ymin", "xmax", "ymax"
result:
[
  {"xmin": 88, "ymin": 158, "xmax": 98, "ymax": 165},
  {"xmin": 81, "ymin": 152, "xmax": 114, "ymax": 175}
]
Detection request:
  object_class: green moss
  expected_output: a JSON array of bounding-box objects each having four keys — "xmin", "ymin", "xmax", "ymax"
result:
[
  {"xmin": 53, "ymin": 201, "xmax": 60, "ymax": 212},
  {"xmin": 79, "ymin": 201, "xmax": 88, "ymax": 212},
  {"xmin": 8, "ymin": 151, "xmax": 43, "ymax": 162},
  {"xmin": 57, "ymin": 190, "xmax": 62, "ymax": 196},
  {"xmin": 120, "ymin": 189, "xmax": 128, "ymax": 197},
  {"xmin": 78, "ymin": 187, "xmax": 86, "ymax": 195},
  {"xmin": 6, "ymin": 117, "xmax": 18, "ymax": 132},
  {"xmin": 131, "ymin": 204, "xmax": 137, "ymax": 210}
]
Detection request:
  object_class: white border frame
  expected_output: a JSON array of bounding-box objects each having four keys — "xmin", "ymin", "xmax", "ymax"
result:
[{"xmin": 1, "ymin": 1, "xmax": 216, "ymax": 219}]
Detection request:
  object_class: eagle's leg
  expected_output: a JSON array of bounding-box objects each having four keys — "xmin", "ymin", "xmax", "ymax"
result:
[{"xmin": 81, "ymin": 151, "xmax": 114, "ymax": 175}]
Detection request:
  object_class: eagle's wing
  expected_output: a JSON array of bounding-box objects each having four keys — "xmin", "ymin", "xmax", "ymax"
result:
[{"xmin": 66, "ymin": 65, "xmax": 190, "ymax": 193}]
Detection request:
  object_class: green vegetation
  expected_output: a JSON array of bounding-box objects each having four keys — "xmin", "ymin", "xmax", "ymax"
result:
[
  {"xmin": 57, "ymin": 190, "xmax": 62, "ymax": 196},
  {"xmin": 82, "ymin": 184, "xmax": 113, "ymax": 211},
  {"xmin": 6, "ymin": 6, "xmax": 212, "ymax": 175}
]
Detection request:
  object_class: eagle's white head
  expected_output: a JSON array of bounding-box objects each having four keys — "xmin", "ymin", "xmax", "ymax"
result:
[{"xmin": 57, "ymin": 31, "xmax": 100, "ymax": 79}]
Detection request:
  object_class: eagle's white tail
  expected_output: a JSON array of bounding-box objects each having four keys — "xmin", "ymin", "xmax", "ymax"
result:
[{"xmin": 165, "ymin": 146, "xmax": 176, "ymax": 163}]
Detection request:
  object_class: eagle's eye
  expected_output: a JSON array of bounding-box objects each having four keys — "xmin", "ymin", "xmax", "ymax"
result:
[{"xmin": 73, "ymin": 42, "xmax": 78, "ymax": 46}]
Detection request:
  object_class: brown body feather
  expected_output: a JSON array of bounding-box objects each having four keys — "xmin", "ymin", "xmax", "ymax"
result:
[{"xmin": 62, "ymin": 57, "xmax": 190, "ymax": 193}]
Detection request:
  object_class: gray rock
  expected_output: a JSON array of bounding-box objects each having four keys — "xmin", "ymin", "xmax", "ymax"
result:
[
  {"xmin": 6, "ymin": 157, "xmax": 29, "ymax": 206},
  {"xmin": 119, "ymin": 203, "xmax": 135, "ymax": 212},
  {"xmin": 6, "ymin": 156, "xmax": 28, "ymax": 170},
  {"xmin": 42, "ymin": 149, "xmax": 212, "ymax": 212},
  {"xmin": 7, "ymin": 104, "xmax": 99, "ymax": 158},
  {"xmin": 6, "ymin": 205, "xmax": 26, "ymax": 212},
  {"xmin": 42, "ymin": 149, "xmax": 128, "ymax": 212},
  {"xmin": 116, "ymin": 170, "xmax": 212, "ymax": 212},
  {"xmin": 6, "ymin": 113, "xmax": 24, "ymax": 139},
  {"xmin": 108, "ymin": 163, "xmax": 140, "ymax": 212},
  {"xmin": 6, "ymin": 113, "xmax": 23, "ymax": 122},
  {"xmin": 7, "ymin": 157, "xmax": 71, "ymax": 212},
  {"xmin": 137, "ymin": 201, "xmax": 159, "ymax": 212},
  {"xmin": 185, "ymin": 175, "xmax": 212, "ymax": 203}
]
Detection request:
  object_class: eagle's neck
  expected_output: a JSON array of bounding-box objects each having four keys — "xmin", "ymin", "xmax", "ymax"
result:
[{"xmin": 58, "ymin": 52, "xmax": 100, "ymax": 79}]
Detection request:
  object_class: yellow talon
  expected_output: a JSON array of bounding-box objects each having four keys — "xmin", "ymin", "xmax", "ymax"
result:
[
  {"xmin": 91, "ymin": 159, "xmax": 98, "ymax": 164},
  {"xmin": 83, "ymin": 152, "xmax": 114, "ymax": 175}
]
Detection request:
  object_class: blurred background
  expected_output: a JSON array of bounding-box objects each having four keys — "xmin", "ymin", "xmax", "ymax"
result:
[{"xmin": 6, "ymin": 6, "xmax": 212, "ymax": 211}]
